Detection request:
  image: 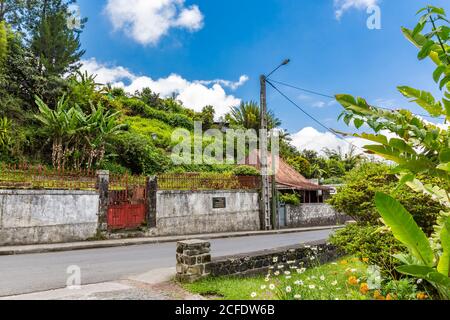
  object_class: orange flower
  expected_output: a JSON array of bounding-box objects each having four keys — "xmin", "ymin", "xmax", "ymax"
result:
[
  {"xmin": 386, "ymin": 294, "xmax": 396, "ymax": 301},
  {"xmin": 417, "ymin": 292, "xmax": 428, "ymax": 300},
  {"xmin": 360, "ymin": 283, "xmax": 369, "ymax": 295},
  {"xmin": 348, "ymin": 276, "xmax": 359, "ymax": 286},
  {"xmin": 373, "ymin": 290, "xmax": 385, "ymax": 300}
]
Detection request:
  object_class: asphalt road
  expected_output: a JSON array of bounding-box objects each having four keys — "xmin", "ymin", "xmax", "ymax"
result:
[{"xmin": 0, "ymin": 229, "xmax": 332, "ymax": 297}]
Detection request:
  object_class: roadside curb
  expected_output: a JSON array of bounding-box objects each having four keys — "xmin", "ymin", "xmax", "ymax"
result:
[{"xmin": 0, "ymin": 225, "xmax": 343, "ymax": 256}]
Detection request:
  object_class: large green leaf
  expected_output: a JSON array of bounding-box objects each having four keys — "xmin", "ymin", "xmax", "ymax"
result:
[
  {"xmin": 335, "ymin": 94, "xmax": 373, "ymax": 116},
  {"xmin": 401, "ymin": 27, "xmax": 441, "ymax": 65},
  {"xmin": 437, "ymin": 217, "xmax": 450, "ymax": 277},
  {"xmin": 426, "ymin": 272, "xmax": 450, "ymax": 299},
  {"xmin": 396, "ymin": 265, "xmax": 436, "ymax": 278},
  {"xmin": 375, "ymin": 193, "xmax": 435, "ymax": 266},
  {"xmin": 397, "ymin": 86, "xmax": 443, "ymax": 117},
  {"xmin": 364, "ymin": 145, "xmax": 402, "ymax": 163}
]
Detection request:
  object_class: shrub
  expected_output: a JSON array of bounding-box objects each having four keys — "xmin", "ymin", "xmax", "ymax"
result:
[
  {"xmin": 329, "ymin": 224, "xmax": 405, "ymax": 277},
  {"xmin": 280, "ymin": 193, "xmax": 301, "ymax": 206},
  {"xmin": 232, "ymin": 165, "xmax": 260, "ymax": 176},
  {"xmin": 98, "ymin": 161, "xmax": 130, "ymax": 175},
  {"xmin": 286, "ymin": 156, "xmax": 311, "ymax": 176},
  {"xmin": 111, "ymin": 132, "xmax": 172, "ymax": 175},
  {"xmin": 328, "ymin": 162, "xmax": 444, "ymax": 235}
]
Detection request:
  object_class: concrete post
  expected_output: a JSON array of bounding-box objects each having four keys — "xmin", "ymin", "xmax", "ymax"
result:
[
  {"xmin": 147, "ymin": 176, "xmax": 157, "ymax": 228},
  {"xmin": 96, "ymin": 170, "xmax": 110, "ymax": 232},
  {"xmin": 176, "ymin": 240, "xmax": 211, "ymax": 283}
]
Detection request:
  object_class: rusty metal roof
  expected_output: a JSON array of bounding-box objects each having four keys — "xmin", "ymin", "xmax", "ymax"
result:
[{"xmin": 244, "ymin": 150, "xmax": 330, "ymax": 191}]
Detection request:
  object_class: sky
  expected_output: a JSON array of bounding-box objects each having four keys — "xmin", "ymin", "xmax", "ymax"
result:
[{"xmin": 76, "ymin": 0, "xmax": 450, "ymax": 154}]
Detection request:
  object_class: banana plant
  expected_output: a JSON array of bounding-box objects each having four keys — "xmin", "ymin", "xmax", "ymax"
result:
[{"xmin": 375, "ymin": 193, "xmax": 450, "ymax": 299}]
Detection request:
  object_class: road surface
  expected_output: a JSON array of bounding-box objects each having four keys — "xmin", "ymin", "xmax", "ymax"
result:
[{"xmin": 0, "ymin": 229, "xmax": 333, "ymax": 297}]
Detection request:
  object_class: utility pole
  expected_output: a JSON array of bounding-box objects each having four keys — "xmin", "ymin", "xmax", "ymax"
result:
[
  {"xmin": 260, "ymin": 75, "xmax": 272, "ymax": 230},
  {"xmin": 259, "ymin": 59, "xmax": 290, "ymax": 231}
]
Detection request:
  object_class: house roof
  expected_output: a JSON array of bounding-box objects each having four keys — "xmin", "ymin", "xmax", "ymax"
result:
[{"xmin": 244, "ymin": 150, "xmax": 330, "ymax": 191}]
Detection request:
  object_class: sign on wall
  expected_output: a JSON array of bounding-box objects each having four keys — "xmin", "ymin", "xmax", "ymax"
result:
[{"xmin": 212, "ymin": 197, "xmax": 226, "ymax": 209}]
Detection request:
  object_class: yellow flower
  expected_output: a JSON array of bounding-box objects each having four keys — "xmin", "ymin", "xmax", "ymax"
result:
[
  {"xmin": 360, "ymin": 283, "xmax": 369, "ymax": 295},
  {"xmin": 362, "ymin": 258, "xmax": 370, "ymax": 263},
  {"xmin": 348, "ymin": 276, "xmax": 359, "ymax": 286},
  {"xmin": 340, "ymin": 260, "xmax": 348, "ymax": 265},
  {"xmin": 417, "ymin": 292, "xmax": 428, "ymax": 300}
]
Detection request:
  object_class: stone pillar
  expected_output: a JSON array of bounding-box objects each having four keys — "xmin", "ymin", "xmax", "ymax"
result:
[
  {"xmin": 147, "ymin": 176, "xmax": 157, "ymax": 228},
  {"xmin": 176, "ymin": 240, "xmax": 211, "ymax": 283},
  {"xmin": 96, "ymin": 170, "xmax": 110, "ymax": 232}
]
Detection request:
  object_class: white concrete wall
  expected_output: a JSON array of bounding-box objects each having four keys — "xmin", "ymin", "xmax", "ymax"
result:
[
  {"xmin": 0, "ymin": 190, "xmax": 99, "ymax": 245},
  {"xmin": 156, "ymin": 190, "xmax": 260, "ymax": 236},
  {"xmin": 285, "ymin": 203, "xmax": 349, "ymax": 228}
]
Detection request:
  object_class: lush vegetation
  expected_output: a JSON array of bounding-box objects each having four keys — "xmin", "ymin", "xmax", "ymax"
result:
[
  {"xmin": 328, "ymin": 162, "xmax": 445, "ymax": 235},
  {"xmin": 333, "ymin": 5, "xmax": 450, "ymax": 300},
  {"xmin": 0, "ymin": 0, "xmax": 364, "ymax": 181},
  {"xmin": 184, "ymin": 255, "xmax": 428, "ymax": 301}
]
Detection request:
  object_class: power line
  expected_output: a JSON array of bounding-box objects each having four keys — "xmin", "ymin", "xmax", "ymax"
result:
[
  {"xmin": 268, "ymin": 78, "xmax": 446, "ymax": 120},
  {"xmin": 265, "ymin": 79, "xmax": 366, "ymax": 153}
]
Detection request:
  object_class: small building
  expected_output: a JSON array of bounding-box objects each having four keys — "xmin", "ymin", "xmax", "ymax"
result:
[
  {"xmin": 244, "ymin": 150, "xmax": 331, "ymax": 203},
  {"xmin": 244, "ymin": 150, "xmax": 348, "ymax": 228}
]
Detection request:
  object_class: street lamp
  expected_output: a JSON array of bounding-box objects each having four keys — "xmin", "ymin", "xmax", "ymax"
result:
[{"xmin": 260, "ymin": 59, "xmax": 290, "ymax": 231}]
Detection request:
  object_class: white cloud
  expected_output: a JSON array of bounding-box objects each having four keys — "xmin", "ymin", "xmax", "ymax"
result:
[
  {"xmin": 290, "ymin": 127, "xmax": 367, "ymax": 155},
  {"xmin": 197, "ymin": 75, "xmax": 249, "ymax": 90},
  {"xmin": 334, "ymin": 0, "xmax": 379, "ymax": 19},
  {"xmin": 104, "ymin": 0, "xmax": 204, "ymax": 45},
  {"xmin": 80, "ymin": 58, "xmax": 244, "ymax": 118},
  {"xmin": 312, "ymin": 101, "xmax": 326, "ymax": 108}
]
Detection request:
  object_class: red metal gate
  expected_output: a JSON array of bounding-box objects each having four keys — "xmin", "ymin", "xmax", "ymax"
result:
[{"xmin": 107, "ymin": 180, "xmax": 148, "ymax": 230}]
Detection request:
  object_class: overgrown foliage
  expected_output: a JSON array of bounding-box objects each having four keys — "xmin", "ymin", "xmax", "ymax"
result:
[
  {"xmin": 328, "ymin": 163, "xmax": 444, "ymax": 235},
  {"xmin": 335, "ymin": 5, "xmax": 450, "ymax": 299}
]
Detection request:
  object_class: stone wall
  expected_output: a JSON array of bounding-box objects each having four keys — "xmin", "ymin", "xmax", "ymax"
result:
[
  {"xmin": 285, "ymin": 203, "xmax": 349, "ymax": 228},
  {"xmin": 155, "ymin": 190, "xmax": 260, "ymax": 236},
  {"xmin": 176, "ymin": 239, "xmax": 340, "ymax": 282},
  {"xmin": 0, "ymin": 190, "xmax": 99, "ymax": 245}
]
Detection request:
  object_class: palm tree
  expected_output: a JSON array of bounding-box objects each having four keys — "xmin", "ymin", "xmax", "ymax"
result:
[{"xmin": 226, "ymin": 101, "xmax": 281, "ymax": 132}]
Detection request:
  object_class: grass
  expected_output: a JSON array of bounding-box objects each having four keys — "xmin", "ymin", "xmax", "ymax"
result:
[{"xmin": 183, "ymin": 257, "xmax": 371, "ymax": 301}]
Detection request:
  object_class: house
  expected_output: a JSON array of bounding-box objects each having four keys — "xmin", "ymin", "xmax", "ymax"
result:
[{"xmin": 244, "ymin": 150, "xmax": 332, "ymax": 204}]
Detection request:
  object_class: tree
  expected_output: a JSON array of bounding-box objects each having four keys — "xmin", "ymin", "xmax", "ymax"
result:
[
  {"xmin": 31, "ymin": 8, "xmax": 85, "ymax": 77},
  {"xmin": 286, "ymin": 155, "xmax": 311, "ymax": 176},
  {"xmin": 226, "ymin": 101, "xmax": 281, "ymax": 132},
  {"xmin": 195, "ymin": 105, "xmax": 215, "ymax": 130},
  {"xmin": 0, "ymin": 0, "xmax": 25, "ymax": 25}
]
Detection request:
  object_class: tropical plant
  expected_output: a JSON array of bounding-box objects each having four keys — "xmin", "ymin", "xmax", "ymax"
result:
[
  {"xmin": 335, "ymin": 5, "xmax": 450, "ymax": 299},
  {"xmin": 375, "ymin": 193, "xmax": 450, "ymax": 299},
  {"xmin": 226, "ymin": 101, "xmax": 281, "ymax": 132},
  {"xmin": 35, "ymin": 96, "xmax": 125, "ymax": 169},
  {"xmin": 336, "ymin": 5, "xmax": 450, "ymax": 254}
]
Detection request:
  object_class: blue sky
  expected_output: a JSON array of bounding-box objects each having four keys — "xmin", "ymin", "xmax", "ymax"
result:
[{"xmin": 76, "ymin": 0, "xmax": 450, "ymax": 152}]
